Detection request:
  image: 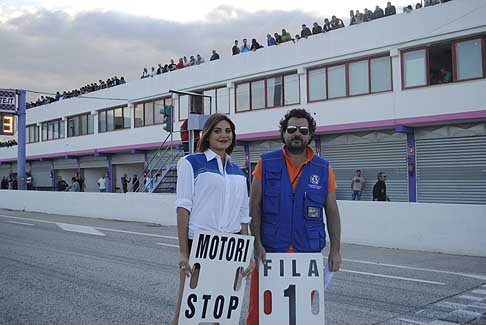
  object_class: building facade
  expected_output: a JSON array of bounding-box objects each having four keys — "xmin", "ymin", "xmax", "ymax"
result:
[{"xmin": 1, "ymin": 0, "xmax": 485, "ymax": 203}]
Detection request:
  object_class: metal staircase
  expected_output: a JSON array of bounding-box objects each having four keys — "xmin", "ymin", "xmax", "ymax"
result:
[{"xmin": 136, "ymin": 133, "xmax": 184, "ymax": 193}]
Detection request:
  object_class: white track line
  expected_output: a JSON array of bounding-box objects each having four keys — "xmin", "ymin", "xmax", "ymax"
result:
[
  {"xmin": 341, "ymin": 269, "xmax": 446, "ymax": 285},
  {"xmin": 156, "ymin": 243, "xmax": 180, "ymax": 248},
  {"xmin": 325, "ymin": 256, "xmax": 486, "ymax": 281},
  {"xmin": 0, "ymin": 214, "xmax": 177, "ymax": 240},
  {"xmin": 5, "ymin": 220, "xmax": 34, "ymax": 226}
]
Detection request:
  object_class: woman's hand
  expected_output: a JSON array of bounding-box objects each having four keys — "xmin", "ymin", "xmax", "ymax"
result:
[{"xmin": 178, "ymin": 253, "xmax": 192, "ymax": 277}]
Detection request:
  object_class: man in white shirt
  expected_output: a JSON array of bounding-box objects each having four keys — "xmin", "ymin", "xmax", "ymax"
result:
[
  {"xmin": 351, "ymin": 169, "xmax": 365, "ymax": 200},
  {"xmin": 97, "ymin": 175, "xmax": 107, "ymax": 192}
]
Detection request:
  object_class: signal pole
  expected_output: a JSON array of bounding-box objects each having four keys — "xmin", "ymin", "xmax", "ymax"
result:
[{"xmin": 17, "ymin": 89, "xmax": 26, "ymax": 190}]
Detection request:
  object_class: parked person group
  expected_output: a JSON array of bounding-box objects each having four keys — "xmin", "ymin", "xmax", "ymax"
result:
[{"xmin": 27, "ymin": 76, "xmax": 126, "ymax": 109}]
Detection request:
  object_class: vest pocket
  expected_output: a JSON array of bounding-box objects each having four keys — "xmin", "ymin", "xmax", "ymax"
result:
[
  {"xmin": 261, "ymin": 222, "xmax": 278, "ymax": 249},
  {"xmin": 304, "ymin": 191, "xmax": 324, "ymax": 221},
  {"xmin": 306, "ymin": 224, "xmax": 326, "ymax": 251},
  {"xmin": 263, "ymin": 191, "xmax": 280, "ymax": 215}
]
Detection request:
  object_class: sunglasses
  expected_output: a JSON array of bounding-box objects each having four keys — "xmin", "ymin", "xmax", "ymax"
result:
[{"xmin": 286, "ymin": 125, "xmax": 310, "ymax": 135}]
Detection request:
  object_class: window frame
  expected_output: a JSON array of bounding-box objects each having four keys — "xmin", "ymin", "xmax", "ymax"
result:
[
  {"xmin": 98, "ymin": 105, "xmax": 130, "ymax": 132},
  {"xmin": 41, "ymin": 119, "xmax": 64, "ymax": 141},
  {"xmin": 401, "ymin": 34, "xmax": 486, "ymax": 90},
  {"xmin": 198, "ymin": 86, "xmax": 228, "ymax": 116},
  {"xmin": 67, "ymin": 113, "xmax": 93, "ymax": 138},
  {"xmin": 452, "ymin": 36, "xmax": 486, "ymax": 83},
  {"xmin": 26, "ymin": 124, "xmax": 39, "ymax": 144},
  {"xmin": 235, "ymin": 71, "xmax": 300, "ymax": 113},
  {"xmin": 133, "ymin": 98, "xmax": 170, "ymax": 126},
  {"xmin": 306, "ymin": 53, "xmax": 392, "ymax": 103}
]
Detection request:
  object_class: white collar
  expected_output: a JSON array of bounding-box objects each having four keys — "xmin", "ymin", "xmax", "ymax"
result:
[{"xmin": 204, "ymin": 149, "xmax": 231, "ymax": 162}]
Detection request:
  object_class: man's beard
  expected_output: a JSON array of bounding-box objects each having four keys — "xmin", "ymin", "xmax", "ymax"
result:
[{"xmin": 285, "ymin": 137, "xmax": 307, "ymax": 154}]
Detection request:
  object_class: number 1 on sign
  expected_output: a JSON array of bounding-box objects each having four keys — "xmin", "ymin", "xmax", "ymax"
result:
[{"xmin": 283, "ymin": 284, "xmax": 296, "ymax": 325}]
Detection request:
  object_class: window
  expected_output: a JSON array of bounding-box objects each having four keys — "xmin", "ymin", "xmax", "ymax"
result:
[
  {"xmin": 251, "ymin": 80, "xmax": 265, "ymax": 109},
  {"xmin": 267, "ymin": 77, "xmax": 283, "ymax": 107},
  {"xmin": 190, "ymin": 95, "xmax": 203, "ymax": 114},
  {"xmin": 41, "ymin": 119, "xmax": 64, "ymax": 141},
  {"xmin": 455, "ymin": 38, "xmax": 483, "ymax": 81},
  {"xmin": 284, "ymin": 74, "xmax": 300, "ymax": 105},
  {"xmin": 349, "ymin": 60, "xmax": 369, "ymax": 96},
  {"xmin": 216, "ymin": 88, "xmax": 229, "ymax": 114},
  {"xmin": 308, "ymin": 68, "xmax": 326, "ymax": 101},
  {"xmin": 203, "ymin": 87, "xmax": 229, "ymax": 114},
  {"xmin": 327, "ymin": 64, "xmax": 346, "ymax": 99},
  {"xmin": 402, "ymin": 36, "xmax": 486, "ymax": 89},
  {"xmin": 203, "ymin": 89, "xmax": 216, "ymax": 115},
  {"xmin": 403, "ymin": 49, "xmax": 427, "ymax": 88},
  {"xmin": 134, "ymin": 104, "xmax": 143, "ymax": 127},
  {"xmin": 236, "ymin": 72, "xmax": 300, "ymax": 112},
  {"xmin": 154, "ymin": 100, "xmax": 165, "ymax": 124},
  {"xmin": 106, "ymin": 109, "xmax": 114, "ymax": 131},
  {"xmin": 144, "ymin": 102, "xmax": 154, "ymax": 126},
  {"xmin": 308, "ymin": 55, "xmax": 392, "ymax": 101},
  {"xmin": 67, "ymin": 113, "xmax": 93, "ymax": 137},
  {"xmin": 99, "ymin": 111, "xmax": 107, "ymax": 132},
  {"xmin": 179, "ymin": 95, "xmax": 189, "ymax": 120},
  {"xmin": 26, "ymin": 125, "xmax": 39, "ymax": 143},
  {"xmin": 236, "ymin": 82, "xmax": 250, "ymax": 112},
  {"xmin": 99, "ymin": 106, "xmax": 130, "ymax": 132},
  {"xmin": 371, "ymin": 57, "xmax": 392, "ymax": 92}
]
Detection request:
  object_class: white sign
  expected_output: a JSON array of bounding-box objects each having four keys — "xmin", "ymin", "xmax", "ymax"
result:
[
  {"xmin": 259, "ymin": 253, "xmax": 325, "ymax": 325},
  {"xmin": 179, "ymin": 231, "xmax": 254, "ymax": 325}
]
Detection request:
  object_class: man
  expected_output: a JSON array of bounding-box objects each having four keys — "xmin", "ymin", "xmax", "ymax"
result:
[
  {"xmin": 312, "ymin": 22, "xmax": 323, "ymax": 34},
  {"xmin": 351, "ymin": 169, "xmax": 365, "ymax": 200},
  {"xmin": 240, "ymin": 39, "xmax": 251, "ymax": 53},
  {"xmin": 196, "ymin": 54, "xmax": 205, "ymax": 64},
  {"xmin": 26, "ymin": 172, "xmax": 33, "ymax": 190},
  {"xmin": 121, "ymin": 174, "xmax": 130, "ymax": 193},
  {"xmin": 331, "ymin": 15, "xmax": 345, "ymax": 29},
  {"xmin": 98, "ymin": 175, "xmax": 107, "ymax": 192},
  {"xmin": 266, "ymin": 34, "xmax": 276, "ymax": 46},
  {"xmin": 280, "ymin": 29, "xmax": 292, "ymax": 42},
  {"xmin": 373, "ymin": 172, "xmax": 388, "ymax": 201},
  {"xmin": 300, "ymin": 24, "xmax": 312, "ymax": 38},
  {"xmin": 209, "ymin": 50, "xmax": 219, "ymax": 61},
  {"xmin": 56, "ymin": 176, "xmax": 68, "ymax": 191},
  {"xmin": 246, "ymin": 108, "xmax": 342, "ymax": 324},
  {"xmin": 385, "ymin": 1, "xmax": 397, "ymax": 16},
  {"xmin": 374, "ymin": 5, "xmax": 385, "ymax": 19},
  {"xmin": 66, "ymin": 177, "xmax": 80, "ymax": 192},
  {"xmin": 232, "ymin": 40, "xmax": 240, "ymax": 55}
]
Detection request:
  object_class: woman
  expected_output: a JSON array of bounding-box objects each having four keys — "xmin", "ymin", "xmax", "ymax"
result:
[{"xmin": 172, "ymin": 113, "xmax": 252, "ymax": 324}]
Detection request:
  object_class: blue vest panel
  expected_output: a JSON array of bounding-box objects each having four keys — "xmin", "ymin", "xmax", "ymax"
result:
[{"xmin": 261, "ymin": 149, "xmax": 329, "ymax": 252}]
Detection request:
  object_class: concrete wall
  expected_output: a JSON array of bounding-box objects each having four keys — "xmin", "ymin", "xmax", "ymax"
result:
[{"xmin": 1, "ymin": 190, "xmax": 485, "ymax": 256}]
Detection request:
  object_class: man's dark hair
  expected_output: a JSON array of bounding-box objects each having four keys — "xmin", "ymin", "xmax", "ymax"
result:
[{"xmin": 279, "ymin": 108, "xmax": 316, "ymax": 141}]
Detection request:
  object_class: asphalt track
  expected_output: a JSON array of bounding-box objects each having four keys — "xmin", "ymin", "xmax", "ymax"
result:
[{"xmin": 1, "ymin": 209, "xmax": 485, "ymax": 324}]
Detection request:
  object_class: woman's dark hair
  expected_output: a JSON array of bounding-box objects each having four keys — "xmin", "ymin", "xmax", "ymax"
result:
[
  {"xmin": 197, "ymin": 113, "xmax": 237, "ymax": 154},
  {"xmin": 279, "ymin": 108, "xmax": 316, "ymax": 142}
]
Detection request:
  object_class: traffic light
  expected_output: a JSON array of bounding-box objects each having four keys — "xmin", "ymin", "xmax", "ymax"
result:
[{"xmin": 161, "ymin": 105, "xmax": 174, "ymax": 132}]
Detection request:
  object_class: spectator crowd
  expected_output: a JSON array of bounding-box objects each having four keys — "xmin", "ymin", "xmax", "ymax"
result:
[{"xmin": 27, "ymin": 76, "xmax": 126, "ymax": 109}]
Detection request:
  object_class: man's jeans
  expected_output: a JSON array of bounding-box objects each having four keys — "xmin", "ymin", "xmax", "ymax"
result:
[{"xmin": 352, "ymin": 190, "xmax": 362, "ymax": 200}]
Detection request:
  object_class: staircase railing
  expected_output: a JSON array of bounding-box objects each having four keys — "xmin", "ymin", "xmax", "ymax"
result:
[{"xmin": 136, "ymin": 133, "xmax": 179, "ymax": 193}]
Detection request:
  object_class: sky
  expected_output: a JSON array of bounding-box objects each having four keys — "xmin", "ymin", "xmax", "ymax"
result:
[{"xmin": 0, "ymin": 0, "xmax": 414, "ymax": 102}]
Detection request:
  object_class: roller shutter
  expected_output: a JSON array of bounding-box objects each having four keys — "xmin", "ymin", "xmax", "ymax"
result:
[
  {"xmin": 30, "ymin": 161, "xmax": 52, "ymax": 188},
  {"xmin": 321, "ymin": 132, "xmax": 408, "ymax": 202},
  {"xmin": 231, "ymin": 145, "xmax": 247, "ymax": 167},
  {"xmin": 79, "ymin": 156, "xmax": 108, "ymax": 168},
  {"xmin": 112, "ymin": 153, "xmax": 145, "ymax": 165},
  {"xmin": 416, "ymin": 136, "xmax": 486, "ymax": 204},
  {"xmin": 249, "ymin": 140, "xmax": 282, "ymax": 163},
  {"xmin": 53, "ymin": 158, "xmax": 78, "ymax": 170}
]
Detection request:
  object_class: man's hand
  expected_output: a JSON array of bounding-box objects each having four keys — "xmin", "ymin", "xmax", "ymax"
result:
[
  {"xmin": 254, "ymin": 241, "xmax": 267, "ymax": 267},
  {"xmin": 328, "ymin": 248, "xmax": 342, "ymax": 272}
]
